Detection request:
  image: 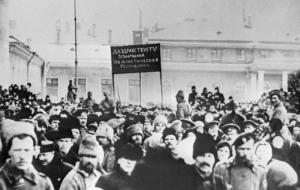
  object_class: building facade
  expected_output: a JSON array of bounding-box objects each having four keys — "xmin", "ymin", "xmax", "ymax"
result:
[
  {"xmin": 8, "ymin": 37, "xmax": 48, "ymax": 98},
  {"xmin": 43, "ymin": 20, "xmax": 300, "ymax": 108}
]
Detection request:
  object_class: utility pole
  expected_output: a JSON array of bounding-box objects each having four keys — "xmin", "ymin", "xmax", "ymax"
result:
[{"xmin": 74, "ymin": 0, "xmax": 78, "ymax": 94}]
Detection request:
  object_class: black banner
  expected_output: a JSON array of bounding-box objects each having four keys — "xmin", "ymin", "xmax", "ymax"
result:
[{"xmin": 111, "ymin": 43, "xmax": 161, "ymax": 74}]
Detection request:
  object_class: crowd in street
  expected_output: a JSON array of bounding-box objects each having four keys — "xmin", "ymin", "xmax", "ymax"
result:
[{"xmin": 0, "ymin": 83, "xmax": 300, "ymax": 190}]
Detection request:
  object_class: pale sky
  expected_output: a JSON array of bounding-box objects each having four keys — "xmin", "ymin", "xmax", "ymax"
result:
[{"xmin": 9, "ymin": 0, "xmax": 300, "ymax": 45}]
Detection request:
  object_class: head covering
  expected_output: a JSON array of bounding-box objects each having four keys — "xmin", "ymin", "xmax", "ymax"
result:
[
  {"xmin": 78, "ymin": 135, "xmax": 104, "ymax": 159},
  {"xmin": 87, "ymin": 114, "xmax": 99, "ymax": 125},
  {"xmin": 162, "ymin": 127, "xmax": 178, "ymax": 140},
  {"xmin": 153, "ymin": 115, "xmax": 168, "ymax": 127},
  {"xmin": 267, "ymin": 160, "xmax": 298, "ymax": 190},
  {"xmin": 96, "ymin": 123, "xmax": 114, "ymax": 142},
  {"xmin": 107, "ymin": 118, "xmax": 126, "ymax": 129},
  {"xmin": 170, "ymin": 120, "xmax": 183, "ymax": 133},
  {"xmin": 126, "ymin": 124, "xmax": 144, "ymax": 138},
  {"xmin": 224, "ymin": 102, "xmax": 236, "ymax": 111},
  {"xmin": 56, "ymin": 129, "xmax": 74, "ymax": 140},
  {"xmin": 221, "ymin": 123, "xmax": 240, "ymax": 133},
  {"xmin": 40, "ymin": 140, "xmax": 56, "ymax": 153},
  {"xmin": 232, "ymin": 132, "xmax": 255, "ymax": 148},
  {"xmin": 269, "ymin": 89, "xmax": 282, "ymax": 100},
  {"xmin": 49, "ymin": 114, "xmax": 61, "ymax": 123},
  {"xmin": 180, "ymin": 119, "xmax": 195, "ymax": 130},
  {"xmin": 193, "ymin": 133, "xmax": 216, "ymax": 159},
  {"xmin": 73, "ymin": 109, "xmax": 88, "ymax": 118},
  {"xmin": 176, "ymin": 90, "xmax": 185, "ymax": 100},
  {"xmin": 116, "ymin": 143, "xmax": 143, "ymax": 160},
  {"xmin": 204, "ymin": 113, "xmax": 214, "ymax": 123},
  {"xmin": 204, "ymin": 121, "xmax": 219, "ymax": 131},
  {"xmin": 2, "ymin": 120, "xmax": 37, "ymax": 146},
  {"xmin": 270, "ymin": 118, "xmax": 284, "ymax": 131},
  {"xmin": 243, "ymin": 120, "xmax": 258, "ymax": 129},
  {"xmin": 216, "ymin": 141, "xmax": 232, "ymax": 157}
]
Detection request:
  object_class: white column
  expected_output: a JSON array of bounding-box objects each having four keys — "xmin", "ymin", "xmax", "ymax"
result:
[
  {"xmin": 249, "ymin": 72, "xmax": 257, "ymax": 100},
  {"xmin": 0, "ymin": 0, "xmax": 10, "ymax": 88},
  {"xmin": 282, "ymin": 71, "xmax": 288, "ymax": 92},
  {"xmin": 257, "ymin": 70, "xmax": 265, "ymax": 97}
]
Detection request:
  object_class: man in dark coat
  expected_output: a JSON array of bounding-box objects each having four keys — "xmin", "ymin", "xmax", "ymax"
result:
[
  {"xmin": 186, "ymin": 133, "xmax": 217, "ymax": 190},
  {"xmin": 96, "ymin": 143, "xmax": 143, "ymax": 190},
  {"xmin": 220, "ymin": 102, "xmax": 245, "ymax": 128},
  {"xmin": 188, "ymin": 86, "xmax": 198, "ymax": 106},
  {"xmin": 132, "ymin": 128, "xmax": 191, "ymax": 190},
  {"xmin": 34, "ymin": 140, "xmax": 73, "ymax": 190}
]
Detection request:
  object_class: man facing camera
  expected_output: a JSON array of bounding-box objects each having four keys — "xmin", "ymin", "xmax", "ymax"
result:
[{"xmin": 0, "ymin": 121, "xmax": 54, "ymax": 190}]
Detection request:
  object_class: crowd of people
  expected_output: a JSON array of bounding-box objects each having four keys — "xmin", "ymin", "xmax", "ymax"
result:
[{"xmin": 0, "ymin": 83, "xmax": 299, "ymax": 190}]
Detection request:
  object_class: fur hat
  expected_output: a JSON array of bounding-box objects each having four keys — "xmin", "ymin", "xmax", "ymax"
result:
[
  {"xmin": 87, "ymin": 113, "xmax": 99, "ymax": 125},
  {"xmin": 78, "ymin": 135, "xmax": 104, "ymax": 159},
  {"xmin": 96, "ymin": 123, "xmax": 114, "ymax": 142},
  {"xmin": 153, "ymin": 115, "xmax": 168, "ymax": 127},
  {"xmin": 126, "ymin": 124, "xmax": 144, "ymax": 138},
  {"xmin": 267, "ymin": 159, "xmax": 298, "ymax": 190},
  {"xmin": 107, "ymin": 118, "xmax": 126, "ymax": 129},
  {"xmin": 2, "ymin": 120, "xmax": 38, "ymax": 146},
  {"xmin": 116, "ymin": 143, "xmax": 143, "ymax": 160},
  {"xmin": 162, "ymin": 127, "xmax": 178, "ymax": 140},
  {"xmin": 59, "ymin": 117, "xmax": 81, "ymax": 130},
  {"xmin": 193, "ymin": 133, "xmax": 216, "ymax": 159}
]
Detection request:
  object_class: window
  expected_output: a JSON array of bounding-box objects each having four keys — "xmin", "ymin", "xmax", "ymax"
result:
[
  {"xmin": 186, "ymin": 48, "xmax": 196, "ymax": 59},
  {"xmin": 162, "ymin": 47, "xmax": 172, "ymax": 60},
  {"xmin": 46, "ymin": 78, "xmax": 58, "ymax": 97},
  {"xmin": 282, "ymin": 50, "xmax": 294, "ymax": 57},
  {"xmin": 128, "ymin": 79, "xmax": 140, "ymax": 104},
  {"xmin": 74, "ymin": 78, "xmax": 86, "ymax": 99},
  {"xmin": 211, "ymin": 49, "xmax": 222, "ymax": 60},
  {"xmin": 259, "ymin": 50, "xmax": 270, "ymax": 58},
  {"xmin": 101, "ymin": 79, "xmax": 113, "ymax": 93},
  {"xmin": 236, "ymin": 49, "xmax": 245, "ymax": 60}
]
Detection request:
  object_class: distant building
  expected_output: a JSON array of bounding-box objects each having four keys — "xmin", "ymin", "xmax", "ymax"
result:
[
  {"xmin": 41, "ymin": 19, "xmax": 300, "ymax": 107},
  {"xmin": 9, "ymin": 36, "xmax": 47, "ymax": 98},
  {"xmin": 145, "ymin": 19, "xmax": 300, "ymax": 106}
]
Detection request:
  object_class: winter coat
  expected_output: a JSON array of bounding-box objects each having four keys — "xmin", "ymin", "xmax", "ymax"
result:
[
  {"xmin": 213, "ymin": 160, "xmax": 267, "ymax": 190},
  {"xmin": 62, "ymin": 143, "xmax": 79, "ymax": 166},
  {"xmin": 271, "ymin": 102, "xmax": 287, "ymax": 124},
  {"xmin": 176, "ymin": 102, "xmax": 192, "ymax": 120},
  {"xmin": 219, "ymin": 111, "xmax": 245, "ymax": 128},
  {"xmin": 34, "ymin": 153, "xmax": 73, "ymax": 190},
  {"xmin": 266, "ymin": 159, "xmax": 298, "ymax": 190},
  {"xmin": 102, "ymin": 146, "xmax": 116, "ymax": 173},
  {"xmin": 96, "ymin": 168, "xmax": 136, "ymax": 190},
  {"xmin": 185, "ymin": 165, "xmax": 214, "ymax": 190},
  {"xmin": 59, "ymin": 162, "xmax": 101, "ymax": 190},
  {"xmin": 0, "ymin": 160, "xmax": 54, "ymax": 190},
  {"xmin": 132, "ymin": 147, "xmax": 191, "ymax": 190}
]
